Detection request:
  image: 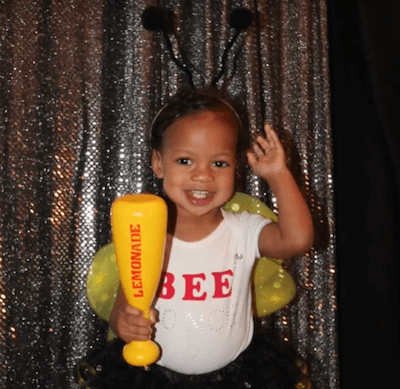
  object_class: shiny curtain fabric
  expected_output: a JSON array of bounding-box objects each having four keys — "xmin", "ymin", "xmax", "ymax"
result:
[{"xmin": 0, "ymin": 1, "xmax": 336, "ymax": 388}]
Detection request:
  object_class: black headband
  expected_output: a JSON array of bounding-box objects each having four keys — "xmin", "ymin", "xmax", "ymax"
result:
[{"xmin": 150, "ymin": 96, "xmax": 243, "ymax": 135}]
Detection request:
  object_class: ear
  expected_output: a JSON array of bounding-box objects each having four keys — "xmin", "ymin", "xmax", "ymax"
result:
[{"xmin": 151, "ymin": 149, "xmax": 164, "ymax": 178}]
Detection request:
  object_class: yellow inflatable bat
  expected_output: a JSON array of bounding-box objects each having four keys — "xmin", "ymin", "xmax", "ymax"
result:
[{"xmin": 111, "ymin": 193, "xmax": 167, "ymax": 367}]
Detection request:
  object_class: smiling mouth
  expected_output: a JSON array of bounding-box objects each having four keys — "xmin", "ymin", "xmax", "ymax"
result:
[
  {"xmin": 190, "ymin": 190, "xmax": 211, "ymax": 199},
  {"xmin": 187, "ymin": 190, "xmax": 214, "ymax": 205}
]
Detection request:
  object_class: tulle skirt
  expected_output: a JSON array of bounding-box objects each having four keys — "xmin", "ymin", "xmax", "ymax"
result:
[{"xmin": 75, "ymin": 320, "xmax": 311, "ymax": 389}]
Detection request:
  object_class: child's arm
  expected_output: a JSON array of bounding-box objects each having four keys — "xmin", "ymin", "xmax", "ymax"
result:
[
  {"xmin": 247, "ymin": 123, "xmax": 314, "ymax": 259},
  {"xmin": 109, "ymin": 287, "xmax": 157, "ymax": 343}
]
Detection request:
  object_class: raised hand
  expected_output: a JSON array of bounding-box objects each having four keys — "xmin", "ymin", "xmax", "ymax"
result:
[
  {"xmin": 247, "ymin": 123, "xmax": 314, "ymax": 258},
  {"xmin": 246, "ymin": 123, "xmax": 287, "ymax": 181}
]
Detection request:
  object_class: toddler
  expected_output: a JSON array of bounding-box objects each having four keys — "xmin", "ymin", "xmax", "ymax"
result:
[{"xmin": 79, "ymin": 88, "xmax": 314, "ymax": 389}]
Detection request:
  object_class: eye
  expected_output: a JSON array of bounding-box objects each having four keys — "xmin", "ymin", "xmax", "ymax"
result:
[
  {"xmin": 213, "ymin": 161, "xmax": 229, "ymax": 168},
  {"xmin": 177, "ymin": 158, "xmax": 192, "ymax": 166}
]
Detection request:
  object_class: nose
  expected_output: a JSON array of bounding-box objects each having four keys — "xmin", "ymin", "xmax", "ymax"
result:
[{"xmin": 191, "ymin": 164, "xmax": 214, "ymax": 182}]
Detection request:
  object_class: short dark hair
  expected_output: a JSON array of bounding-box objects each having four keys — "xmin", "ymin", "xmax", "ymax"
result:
[{"xmin": 150, "ymin": 88, "xmax": 249, "ymax": 155}]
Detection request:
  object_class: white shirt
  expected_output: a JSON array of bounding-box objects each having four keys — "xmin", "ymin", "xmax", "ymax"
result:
[{"xmin": 154, "ymin": 210, "xmax": 271, "ymax": 374}]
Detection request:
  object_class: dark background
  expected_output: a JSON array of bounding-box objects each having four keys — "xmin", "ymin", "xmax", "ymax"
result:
[{"xmin": 329, "ymin": 1, "xmax": 400, "ymax": 388}]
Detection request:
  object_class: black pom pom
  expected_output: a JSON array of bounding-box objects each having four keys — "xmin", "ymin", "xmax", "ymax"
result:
[
  {"xmin": 229, "ymin": 8, "xmax": 253, "ymax": 31},
  {"xmin": 141, "ymin": 6, "xmax": 165, "ymax": 31}
]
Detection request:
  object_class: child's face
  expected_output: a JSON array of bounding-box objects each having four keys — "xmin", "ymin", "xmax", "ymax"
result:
[{"xmin": 152, "ymin": 110, "xmax": 237, "ymax": 220}]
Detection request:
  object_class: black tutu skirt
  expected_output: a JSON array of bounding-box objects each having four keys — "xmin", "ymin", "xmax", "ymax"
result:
[{"xmin": 75, "ymin": 320, "xmax": 311, "ymax": 389}]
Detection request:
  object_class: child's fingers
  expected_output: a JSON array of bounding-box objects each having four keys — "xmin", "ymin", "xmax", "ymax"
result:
[
  {"xmin": 247, "ymin": 136, "xmax": 270, "ymax": 165},
  {"xmin": 255, "ymin": 135, "xmax": 273, "ymax": 153},
  {"xmin": 124, "ymin": 305, "xmax": 142, "ymax": 316},
  {"xmin": 118, "ymin": 308, "xmax": 153, "ymax": 342},
  {"xmin": 247, "ymin": 123, "xmax": 282, "ymax": 165},
  {"xmin": 264, "ymin": 123, "xmax": 277, "ymax": 144},
  {"xmin": 125, "ymin": 305, "xmax": 157, "ymax": 322},
  {"xmin": 253, "ymin": 140, "xmax": 266, "ymax": 156},
  {"xmin": 264, "ymin": 122, "xmax": 275, "ymax": 135},
  {"xmin": 132, "ymin": 324, "xmax": 153, "ymax": 337},
  {"xmin": 263, "ymin": 123, "xmax": 284, "ymax": 150},
  {"xmin": 126, "ymin": 312, "xmax": 150, "ymax": 327},
  {"xmin": 120, "ymin": 325, "xmax": 152, "ymax": 342},
  {"xmin": 121, "ymin": 306, "xmax": 153, "ymax": 328},
  {"xmin": 246, "ymin": 149, "xmax": 258, "ymax": 166},
  {"xmin": 149, "ymin": 308, "xmax": 159, "ymax": 324}
]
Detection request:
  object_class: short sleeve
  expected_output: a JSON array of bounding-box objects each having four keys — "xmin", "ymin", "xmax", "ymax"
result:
[{"xmin": 222, "ymin": 210, "xmax": 272, "ymax": 260}]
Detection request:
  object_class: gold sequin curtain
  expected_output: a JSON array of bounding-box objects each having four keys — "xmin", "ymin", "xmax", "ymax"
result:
[{"xmin": 0, "ymin": 1, "xmax": 336, "ymax": 388}]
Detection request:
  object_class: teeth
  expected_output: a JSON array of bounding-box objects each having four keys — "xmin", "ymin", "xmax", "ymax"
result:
[{"xmin": 191, "ymin": 191, "xmax": 210, "ymax": 199}]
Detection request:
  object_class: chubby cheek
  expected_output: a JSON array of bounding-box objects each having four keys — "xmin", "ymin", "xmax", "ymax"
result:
[
  {"xmin": 162, "ymin": 176, "xmax": 174, "ymax": 193},
  {"xmin": 227, "ymin": 179, "xmax": 236, "ymax": 198},
  {"xmin": 160, "ymin": 171, "xmax": 181, "ymax": 198},
  {"xmin": 220, "ymin": 170, "xmax": 236, "ymax": 197}
]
